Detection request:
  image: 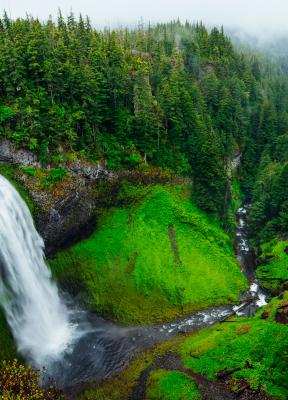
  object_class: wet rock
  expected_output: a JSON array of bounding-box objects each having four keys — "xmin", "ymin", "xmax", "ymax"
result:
[
  {"xmin": 275, "ymin": 311, "xmax": 288, "ymax": 324},
  {"xmin": 0, "ymin": 140, "xmax": 13, "ymax": 161},
  {"xmin": 275, "ymin": 304, "xmax": 288, "ymax": 325},
  {"xmin": 37, "ymin": 187, "xmax": 99, "ymax": 256},
  {"xmin": 0, "ymin": 140, "xmax": 40, "ymax": 166},
  {"xmin": 69, "ymin": 160, "xmax": 115, "ymax": 181},
  {"xmin": 261, "ymin": 311, "xmax": 269, "ymax": 319}
]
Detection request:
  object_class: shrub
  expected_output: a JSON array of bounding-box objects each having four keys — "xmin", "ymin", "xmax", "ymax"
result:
[
  {"xmin": 0, "ymin": 360, "xmax": 62, "ymax": 399},
  {"xmin": 42, "ymin": 167, "xmax": 67, "ymax": 189},
  {"xmin": 21, "ymin": 166, "xmax": 37, "ymax": 177}
]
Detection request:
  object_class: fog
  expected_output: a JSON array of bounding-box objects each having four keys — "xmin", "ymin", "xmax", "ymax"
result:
[{"xmin": 1, "ymin": 0, "xmax": 287, "ymax": 40}]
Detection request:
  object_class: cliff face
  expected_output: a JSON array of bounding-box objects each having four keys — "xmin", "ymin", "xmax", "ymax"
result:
[
  {"xmin": 36, "ymin": 186, "xmax": 100, "ymax": 256},
  {"xmin": 0, "ymin": 140, "xmax": 184, "ymax": 255},
  {"xmin": 0, "ymin": 140, "xmax": 118, "ymax": 255}
]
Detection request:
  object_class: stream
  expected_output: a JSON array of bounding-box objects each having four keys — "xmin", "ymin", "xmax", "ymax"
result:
[{"xmin": 0, "ymin": 175, "xmax": 267, "ymax": 390}]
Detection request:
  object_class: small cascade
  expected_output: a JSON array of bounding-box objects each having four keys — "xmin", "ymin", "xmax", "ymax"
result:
[{"xmin": 235, "ymin": 205, "xmax": 267, "ymax": 314}]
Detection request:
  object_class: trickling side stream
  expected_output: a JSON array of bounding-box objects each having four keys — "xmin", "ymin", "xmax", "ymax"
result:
[{"xmin": 0, "ymin": 175, "xmax": 267, "ymax": 389}]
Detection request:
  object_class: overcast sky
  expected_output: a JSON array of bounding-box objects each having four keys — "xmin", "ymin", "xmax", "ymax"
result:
[{"xmin": 1, "ymin": 0, "xmax": 287, "ymax": 38}]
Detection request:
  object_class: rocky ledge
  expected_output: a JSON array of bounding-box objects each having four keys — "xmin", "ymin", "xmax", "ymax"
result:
[{"xmin": 0, "ymin": 140, "xmax": 188, "ymax": 255}]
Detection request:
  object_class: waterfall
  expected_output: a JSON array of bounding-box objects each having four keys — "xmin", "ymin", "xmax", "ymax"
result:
[
  {"xmin": 0, "ymin": 174, "xmax": 269, "ymax": 387},
  {"xmin": 0, "ymin": 175, "xmax": 76, "ymax": 367}
]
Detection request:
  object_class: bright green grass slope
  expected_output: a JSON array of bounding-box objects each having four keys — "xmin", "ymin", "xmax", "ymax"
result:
[
  {"xmin": 257, "ymin": 240, "xmax": 288, "ymax": 292},
  {"xmin": 50, "ymin": 184, "xmax": 246, "ymax": 324},
  {"xmin": 179, "ymin": 293, "xmax": 288, "ymax": 399},
  {"xmin": 146, "ymin": 370, "xmax": 201, "ymax": 400}
]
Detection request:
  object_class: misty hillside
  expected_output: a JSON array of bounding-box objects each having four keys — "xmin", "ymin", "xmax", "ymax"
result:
[{"xmin": 0, "ymin": 14, "xmax": 288, "ymax": 400}]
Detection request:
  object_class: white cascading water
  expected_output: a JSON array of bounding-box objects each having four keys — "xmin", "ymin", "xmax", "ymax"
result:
[
  {"xmin": 0, "ymin": 174, "xmax": 269, "ymax": 386},
  {"xmin": 0, "ymin": 175, "xmax": 76, "ymax": 367}
]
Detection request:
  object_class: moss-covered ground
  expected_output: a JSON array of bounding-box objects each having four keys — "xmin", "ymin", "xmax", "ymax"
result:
[
  {"xmin": 257, "ymin": 239, "xmax": 288, "ymax": 293},
  {"xmin": 179, "ymin": 293, "xmax": 288, "ymax": 399},
  {"xmin": 146, "ymin": 370, "xmax": 201, "ymax": 400},
  {"xmin": 50, "ymin": 184, "xmax": 246, "ymax": 324},
  {"xmin": 79, "ymin": 292, "xmax": 288, "ymax": 400}
]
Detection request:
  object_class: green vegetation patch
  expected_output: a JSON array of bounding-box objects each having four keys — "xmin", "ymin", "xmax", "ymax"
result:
[
  {"xmin": 50, "ymin": 184, "xmax": 246, "ymax": 324},
  {"xmin": 230, "ymin": 179, "xmax": 244, "ymax": 214},
  {"xmin": 0, "ymin": 163, "xmax": 35, "ymax": 213},
  {"xmin": 146, "ymin": 370, "xmax": 201, "ymax": 400},
  {"xmin": 0, "ymin": 311, "xmax": 16, "ymax": 362},
  {"xmin": 224, "ymin": 177, "xmax": 245, "ymax": 232},
  {"xmin": 179, "ymin": 295, "xmax": 288, "ymax": 399},
  {"xmin": 257, "ymin": 240, "xmax": 288, "ymax": 292}
]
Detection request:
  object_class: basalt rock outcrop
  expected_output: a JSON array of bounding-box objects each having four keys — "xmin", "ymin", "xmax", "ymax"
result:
[
  {"xmin": 0, "ymin": 140, "xmax": 40, "ymax": 166},
  {"xmin": 0, "ymin": 140, "xmax": 185, "ymax": 255},
  {"xmin": 0, "ymin": 140, "xmax": 119, "ymax": 255}
]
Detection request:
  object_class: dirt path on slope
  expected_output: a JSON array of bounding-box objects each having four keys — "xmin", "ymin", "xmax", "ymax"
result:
[{"xmin": 130, "ymin": 352, "xmax": 271, "ymax": 400}]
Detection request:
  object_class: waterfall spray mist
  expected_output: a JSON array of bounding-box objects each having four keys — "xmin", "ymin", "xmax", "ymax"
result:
[{"xmin": 0, "ymin": 175, "xmax": 76, "ymax": 367}]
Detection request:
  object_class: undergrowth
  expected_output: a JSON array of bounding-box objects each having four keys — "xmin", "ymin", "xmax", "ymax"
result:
[{"xmin": 257, "ymin": 240, "xmax": 288, "ymax": 293}]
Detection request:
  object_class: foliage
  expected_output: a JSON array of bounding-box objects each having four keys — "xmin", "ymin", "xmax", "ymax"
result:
[
  {"xmin": 20, "ymin": 166, "xmax": 37, "ymax": 176},
  {"xmin": 0, "ymin": 359, "xmax": 62, "ymax": 399},
  {"xmin": 248, "ymin": 159, "xmax": 288, "ymax": 242},
  {"xmin": 257, "ymin": 239, "xmax": 288, "ymax": 292},
  {"xmin": 0, "ymin": 15, "xmax": 277, "ymax": 216},
  {"xmin": 0, "ymin": 312, "xmax": 16, "ymax": 363},
  {"xmin": 0, "ymin": 106, "xmax": 15, "ymax": 124},
  {"xmin": 42, "ymin": 167, "xmax": 67, "ymax": 189}
]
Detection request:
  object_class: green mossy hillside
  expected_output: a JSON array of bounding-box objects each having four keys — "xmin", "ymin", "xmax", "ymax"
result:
[
  {"xmin": 257, "ymin": 240, "xmax": 288, "ymax": 293},
  {"xmin": 50, "ymin": 184, "xmax": 246, "ymax": 324},
  {"xmin": 179, "ymin": 293, "xmax": 288, "ymax": 399}
]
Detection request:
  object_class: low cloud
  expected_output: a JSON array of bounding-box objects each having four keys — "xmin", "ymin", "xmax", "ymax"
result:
[{"xmin": 2, "ymin": 0, "xmax": 287, "ymax": 40}]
